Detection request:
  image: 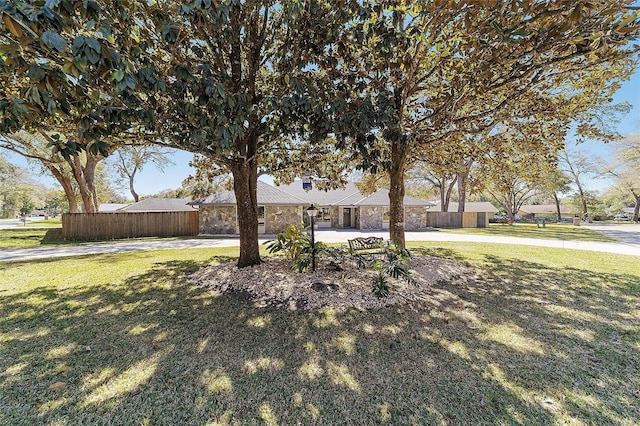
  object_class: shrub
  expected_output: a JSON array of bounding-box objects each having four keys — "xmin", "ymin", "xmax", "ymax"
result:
[
  {"xmin": 264, "ymin": 223, "xmax": 310, "ymax": 260},
  {"xmin": 265, "ymin": 231, "xmax": 416, "ymax": 297}
]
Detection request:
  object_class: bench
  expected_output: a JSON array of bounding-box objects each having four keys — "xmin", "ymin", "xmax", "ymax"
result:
[{"xmin": 348, "ymin": 236, "xmax": 385, "ymax": 260}]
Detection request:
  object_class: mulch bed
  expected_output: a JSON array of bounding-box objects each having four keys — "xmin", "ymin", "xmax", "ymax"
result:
[{"xmin": 188, "ymin": 255, "xmax": 473, "ymax": 311}]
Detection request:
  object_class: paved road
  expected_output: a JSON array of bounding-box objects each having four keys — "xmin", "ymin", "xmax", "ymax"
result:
[
  {"xmin": 0, "ymin": 217, "xmax": 46, "ymax": 229},
  {"xmin": 1, "ymin": 225, "xmax": 639, "ymax": 262}
]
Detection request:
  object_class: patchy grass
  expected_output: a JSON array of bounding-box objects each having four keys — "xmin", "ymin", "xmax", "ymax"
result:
[
  {"xmin": 0, "ymin": 228, "xmax": 78, "ymax": 250},
  {"xmin": 0, "ymin": 228, "xmax": 192, "ymax": 250},
  {"xmin": 0, "ymin": 229, "xmax": 59, "ymax": 250},
  {"xmin": 443, "ymin": 223, "xmax": 617, "ymax": 243},
  {"xmin": 1, "ymin": 244, "xmax": 638, "ymax": 425}
]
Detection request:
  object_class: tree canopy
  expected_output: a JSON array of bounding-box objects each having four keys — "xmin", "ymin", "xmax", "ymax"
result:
[
  {"xmin": 2, "ymin": 0, "xmax": 639, "ymax": 258},
  {"xmin": 322, "ymin": 0, "xmax": 640, "ymax": 247}
]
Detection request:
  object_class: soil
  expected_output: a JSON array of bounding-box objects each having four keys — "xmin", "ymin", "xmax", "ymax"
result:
[{"xmin": 187, "ymin": 255, "xmax": 472, "ymax": 311}]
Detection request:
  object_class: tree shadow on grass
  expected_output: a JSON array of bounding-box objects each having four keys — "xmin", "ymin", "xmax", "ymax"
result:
[
  {"xmin": 410, "ymin": 246, "xmax": 468, "ymax": 263},
  {"xmin": 1, "ymin": 254, "xmax": 638, "ymax": 425}
]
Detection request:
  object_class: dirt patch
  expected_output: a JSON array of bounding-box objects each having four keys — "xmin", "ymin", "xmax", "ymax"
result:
[{"xmin": 187, "ymin": 255, "xmax": 471, "ymax": 311}]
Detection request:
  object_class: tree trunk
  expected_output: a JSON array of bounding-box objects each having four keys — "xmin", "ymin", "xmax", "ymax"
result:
[
  {"xmin": 457, "ymin": 159, "xmax": 473, "ymax": 213},
  {"xmin": 84, "ymin": 155, "xmax": 100, "ymax": 213},
  {"xmin": 388, "ymin": 139, "xmax": 407, "ymax": 248},
  {"xmin": 47, "ymin": 166, "xmax": 79, "ymax": 213},
  {"xmin": 457, "ymin": 172, "xmax": 467, "ymax": 213},
  {"xmin": 553, "ymin": 192, "xmax": 562, "ymax": 222},
  {"xmin": 230, "ymin": 158, "xmax": 261, "ymax": 268},
  {"xmin": 69, "ymin": 157, "xmax": 94, "ymax": 213},
  {"xmin": 439, "ymin": 181, "xmax": 448, "ymax": 212},
  {"xmin": 505, "ymin": 191, "xmax": 516, "ymax": 225},
  {"xmin": 577, "ymin": 183, "xmax": 588, "ymax": 218},
  {"xmin": 129, "ymin": 172, "xmax": 139, "ymax": 202},
  {"xmin": 633, "ymin": 191, "xmax": 640, "ymax": 223}
]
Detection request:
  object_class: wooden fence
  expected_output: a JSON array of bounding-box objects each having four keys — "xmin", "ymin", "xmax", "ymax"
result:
[
  {"xmin": 426, "ymin": 212, "xmax": 488, "ymax": 229},
  {"xmin": 62, "ymin": 211, "xmax": 199, "ymax": 241}
]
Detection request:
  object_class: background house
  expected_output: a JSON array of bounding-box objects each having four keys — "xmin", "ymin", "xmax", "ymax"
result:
[
  {"xmin": 191, "ymin": 181, "xmax": 307, "ymax": 235},
  {"xmin": 276, "ymin": 181, "xmax": 435, "ymax": 230},
  {"xmin": 518, "ymin": 204, "xmax": 577, "ymax": 220},
  {"xmin": 116, "ymin": 198, "xmax": 194, "ymax": 212},
  {"xmin": 191, "ymin": 180, "xmax": 498, "ymax": 235},
  {"xmin": 99, "ymin": 203, "xmax": 129, "ymax": 212}
]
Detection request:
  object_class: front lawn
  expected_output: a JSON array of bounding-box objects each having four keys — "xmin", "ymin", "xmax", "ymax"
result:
[
  {"xmin": 0, "ymin": 228, "xmax": 63, "ymax": 250},
  {"xmin": 1, "ymin": 244, "xmax": 638, "ymax": 425},
  {"xmin": 24, "ymin": 217, "xmax": 63, "ymax": 228},
  {"xmin": 444, "ymin": 223, "xmax": 617, "ymax": 243}
]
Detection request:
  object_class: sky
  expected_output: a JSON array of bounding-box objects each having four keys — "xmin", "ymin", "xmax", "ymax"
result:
[{"xmin": 5, "ymin": 63, "xmax": 640, "ymax": 200}]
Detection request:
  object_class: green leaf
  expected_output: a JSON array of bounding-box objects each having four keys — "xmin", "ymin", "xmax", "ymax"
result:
[
  {"xmin": 113, "ymin": 70, "xmax": 125, "ymax": 82},
  {"xmin": 42, "ymin": 31, "xmax": 68, "ymax": 52},
  {"xmin": 47, "ymin": 99, "xmax": 56, "ymax": 115},
  {"xmin": 86, "ymin": 37, "xmax": 101, "ymax": 52},
  {"xmin": 27, "ymin": 65, "xmax": 46, "ymax": 82},
  {"xmin": 85, "ymin": 47, "xmax": 100, "ymax": 64},
  {"xmin": 29, "ymin": 87, "xmax": 42, "ymax": 106}
]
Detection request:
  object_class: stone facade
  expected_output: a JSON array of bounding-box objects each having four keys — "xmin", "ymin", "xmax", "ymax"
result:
[
  {"xmin": 265, "ymin": 205, "xmax": 302, "ymax": 234},
  {"xmin": 405, "ymin": 207, "xmax": 427, "ymax": 230},
  {"xmin": 359, "ymin": 206, "xmax": 384, "ymax": 230},
  {"xmin": 199, "ymin": 205, "xmax": 237, "ymax": 234},
  {"xmin": 330, "ymin": 207, "xmax": 340, "ymax": 228}
]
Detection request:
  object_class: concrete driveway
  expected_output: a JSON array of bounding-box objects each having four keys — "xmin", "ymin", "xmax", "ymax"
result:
[
  {"xmin": 582, "ymin": 223, "xmax": 640, "ymax": 245},
  {"xmin": 2, "ymin": 225, "xmax": 640, "ymax": 262}
]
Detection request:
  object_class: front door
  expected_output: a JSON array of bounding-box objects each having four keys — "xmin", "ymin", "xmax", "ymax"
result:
[{"xmin": 343, "ymin": 208, "xmax": 352, "ymax": 228}]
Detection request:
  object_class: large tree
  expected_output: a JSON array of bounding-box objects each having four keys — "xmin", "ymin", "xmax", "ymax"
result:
[
  {"xmin": 1, "ymin": 1, "xmax": 360, "ymax": 267},
  {"xmin": 559, "ymin": 148, "xmax": 603, "ymax": 219},
  {"xmin": 0, "ymin": 155, "xmax": 43, "ymax": 218},
  {"xmin": 143, "ymin": 1, "xmax": 361, "ymax": 266},
  {"xmin": 606, "ymin": 133, "xmax": 640, "ymax": 222},
  {"xmin": 0, "ymin": 131, "xmax": 105, "ymax": 212},
  {"xmin": 326, "ymin": 0, "xmax": 639, "ymax": 248},
  {"xmin": 110, "ymin": 145, "xmax": 174, "ymax": 202}
]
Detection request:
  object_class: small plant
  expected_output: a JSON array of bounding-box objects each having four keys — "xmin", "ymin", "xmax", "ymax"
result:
[
  {"xmin": 265, "ymin": 224, "xmax": 327, "ymax": 272},
  {"xmin": 264, "ymin": 223, "xmax": 310, "ymax": 260},
  {"xmin": 371, "ymin": 272, "xmax": 390, "ymax": 298}
]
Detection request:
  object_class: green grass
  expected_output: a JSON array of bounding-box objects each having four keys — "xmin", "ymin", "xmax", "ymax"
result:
[
  {"xmin": 0, "ymin": 228, "xmax": 192, "ymax": 250},
  {"xmin": 443, "ymin": 223, "xmax": 617, "ymax": 242},
  {"xmin": 0, "ymin": 228, "xmax": 60, "ymax": 250},
  {"xmin": 1, "ymin": 243, "xmax": 638, "ymax": 425},
  {"xmin": 24, "ymin": 217, "xmax": 63, "ymax": 227}
]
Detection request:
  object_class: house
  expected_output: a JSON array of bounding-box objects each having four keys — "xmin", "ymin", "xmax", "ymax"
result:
[
  {"xmin": 518, "ymin": 204, "xmax": 576, "ymax": 218},
  {"xmin": 274, "ymin": 181, "xmax": 436, "ymax": 230},
  {"xmin": 192, "ymin": 180, "xmax": 436, "ymax": 235},
  {"xmin": 116, "ymin": 198, "xmax": 194, "ymax": 212},
  {"xmin": 99, "ymin": 203, "xmax": 129, "ymax": 212},
  {"xmin": 191, "ymin": 181, "xmax": 307, "ymax": 235}
]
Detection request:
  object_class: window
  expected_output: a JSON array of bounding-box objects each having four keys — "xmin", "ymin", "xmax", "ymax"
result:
[
  {"xmin": 257, "ymin": 206, "xmax": 265, "ymax": 225},
  {"xmin": 383, "ymin": 209, "xmax": 390, "ymax": 221},
  {"xmin": 320, "ymin": 207, "xmax": 331, "ymax": 222}
]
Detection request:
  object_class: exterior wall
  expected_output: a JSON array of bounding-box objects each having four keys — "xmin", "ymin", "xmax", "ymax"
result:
[
  {"xmin": 359, "ymin": 206, "xmax": 384, "ymax": 230},
  {"xmin": 405, "ymin": 207, "xmax": 427, "ymax": 230},
  {"xmin": 199, "ymin": 205, "xmax": 237, "ymax": 234},
  {"xmin": 330, "ymin": 206, "xmax": 340, "ymax": 228},
  {"xmin": 265, "ymin": 205, "xmax": 302, "ymax": 234}
]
